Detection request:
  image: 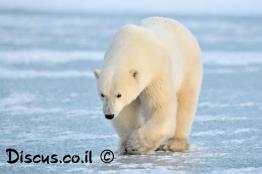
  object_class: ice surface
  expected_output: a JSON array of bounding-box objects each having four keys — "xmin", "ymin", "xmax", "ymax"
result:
[
  {"xmin": 0, "ymin": 68, "xmax": 93, "ymax": 79},
  {"xmin": 0, "ymin": 9, "xmax": 262, "ymax": 173},
  {"xmin": 0, "ymin": 50, "xmax": 103, "ymax": 64}
]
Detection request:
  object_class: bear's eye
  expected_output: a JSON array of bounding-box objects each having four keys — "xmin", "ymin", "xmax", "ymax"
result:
[
  {"xmin": 100, "ymin": 93, "xmax": 105, "ymax": 98},
  {"xmin": 116, "ymin": 93, "xmax": 122, "ymax": 98}
]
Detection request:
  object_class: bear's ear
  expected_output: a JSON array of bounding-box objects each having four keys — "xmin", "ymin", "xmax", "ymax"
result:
[
  {"xmin": 129, "ymin": 69, "xmax": 138, "ymax": 79},
  {"xmin": 94, "ymin": 69, "xmax": 101, "ymax": 79}
]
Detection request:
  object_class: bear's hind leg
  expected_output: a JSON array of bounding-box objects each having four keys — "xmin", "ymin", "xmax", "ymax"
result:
[{"xmin": 159, "ymin": 85, "xmax": 201, "ymax": 152}]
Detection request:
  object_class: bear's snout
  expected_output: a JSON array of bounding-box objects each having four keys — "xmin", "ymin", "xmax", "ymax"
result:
[{"xmin": 105, "ymin": 114, "xmax": 114, "ymax": 120}]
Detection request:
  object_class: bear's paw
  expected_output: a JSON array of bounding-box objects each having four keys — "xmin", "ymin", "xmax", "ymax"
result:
[
  {"xmin": 124, "ymin": 130, "xmax": 155, "ymax": 155},
  {"xmin": 158, "ymin": 138, "xmax": 189, "ymax": 152}
]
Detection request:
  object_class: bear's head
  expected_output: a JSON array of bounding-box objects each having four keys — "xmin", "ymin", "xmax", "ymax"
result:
[{"xmin": 94, "ymin": 68, "xmax": 140, "ymax": 120}]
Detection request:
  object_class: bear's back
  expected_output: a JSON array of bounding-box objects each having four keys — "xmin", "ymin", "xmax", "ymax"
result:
[
  {"xmin": 141, "ymin": 16, "xmax": 201, "ymax": 64},
  {"xmin": 140, "ymin": 17, "xmax": 185, "ymax": 54},
  {"xmin": 141, "ymin": 17, "xmax": 199, "ymax": 51},
  {"xmin": 141, "ymin": 17, "xmax": 181, "ymax": 32}
]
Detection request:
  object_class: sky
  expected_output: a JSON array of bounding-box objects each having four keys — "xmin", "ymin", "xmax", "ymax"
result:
[{"xmin": 0, "ymin": 0, "xmax": 262, "ymax": 15}]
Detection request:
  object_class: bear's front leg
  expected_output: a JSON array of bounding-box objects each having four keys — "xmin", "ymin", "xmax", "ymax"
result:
[
  {"xmin": 112, "ymin": 99, "xmax": 141, "ymax": 155},
  {"xmin": 124, "ymin": 103, "xmax": 176, "ymax": 155}
]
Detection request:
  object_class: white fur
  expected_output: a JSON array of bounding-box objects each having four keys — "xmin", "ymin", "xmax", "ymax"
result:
[{"xmin": 94, "ymin": 17, "xmax": 203, "ymax": 155}]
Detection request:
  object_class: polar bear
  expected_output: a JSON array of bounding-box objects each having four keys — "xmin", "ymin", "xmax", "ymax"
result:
[{"xmin": 94, "ymin": 17, "xmax": 202, "ymax": 155}]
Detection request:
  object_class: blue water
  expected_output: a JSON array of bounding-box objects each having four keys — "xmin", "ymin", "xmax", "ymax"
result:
[{"xmin": 0, "ymin": 9, "xmax": 262, "ymax": 173}]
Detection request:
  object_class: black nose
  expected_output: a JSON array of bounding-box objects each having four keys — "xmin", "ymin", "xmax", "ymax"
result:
[{"xmin": 105, "ymin": 114, "xmax": 114, "ymax": 120}]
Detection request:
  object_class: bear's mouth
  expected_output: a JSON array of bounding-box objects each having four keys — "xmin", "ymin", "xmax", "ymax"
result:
[{"xmin": 105, "ymin": 114, "xmax": 114, "ymax": 120}]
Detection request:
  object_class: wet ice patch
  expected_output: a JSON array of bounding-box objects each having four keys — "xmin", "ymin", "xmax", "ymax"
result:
[
  {"xmin": 210, "ymin": 167, "xmax": 262, "ymax": 174},
  {"xmin": 0, "ymin": 68, "xmax": 94, "ymax": 79},
  {"xmin": 1, "ymin": 105, "xmax": 101, "ymax": 117},
  {"xmin": 195, "ymin": 115, "xmax": 248, "ymax": 122},
  {"xmin": 0, "ymin": 130, "xmax": 117, "ymax": 145},
  {"xmin": 0, "ymin": 50, "xmax": 103, "ymax": 64},
  {"xmin": 2, "ymin": 106, "xmax": 65, "ymax": 115},
  {"xmin": 239, "ymin": 102, "xmax": 256, "ymax": 107},
  {"xmin": 203, "ymin": 51, "xmax": 262, "ymax": 66},
  {"xmin": 0, "ymin": 92, "xmax": 35, "ymax": 107},
  {"xmin": 204, "ymin": 67, "xmax": 261, "ymax": 74},
  {"xmin": 199, "ymin": 102, "xmax": 257, "ymax": 108},
  {"xmin": 223, "ymin": 139, "xmax": 245, "ymax": 144},
  {"xmin": 204, "ymin": 68, "xmax": 236, "ymax": 74},
  {"xmin": 66, "ymin": 168, "xmax": 92, "ymax": 173},
  {"xmin": 233, "ymin": 128, "xmax": 259, "ymax": 134},
  {"xmin": 48, "ymin": 132, "xmax": 117, "ymax": 141},
  {"xmin": 192, "ymin": 130, "xmax": 226, "ymax": 137},
  {"xmin": 65, "ymin": 109, "xmax": 102, "ymax": 118},
  {"xmin": 199, "ymin": 102, "xmax": 231, "ymax": 108}
]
